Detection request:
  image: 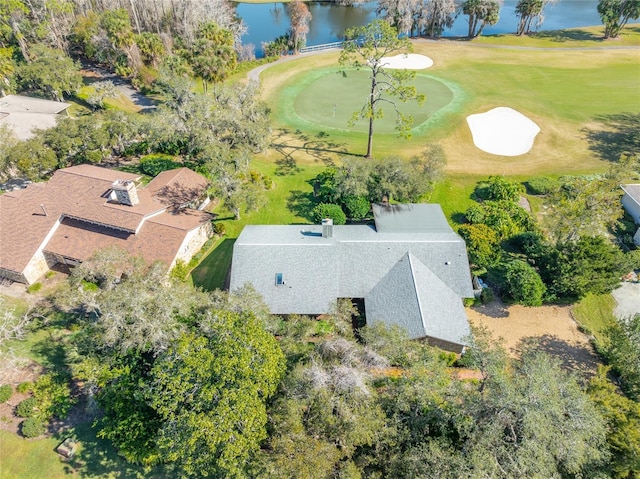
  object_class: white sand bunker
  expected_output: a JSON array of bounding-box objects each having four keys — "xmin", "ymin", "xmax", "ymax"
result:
[
  {"xmin": 466, "ymin": 107, "xmax": 541, "ymax": 156},
  {"xmin": 380, "ymin": 53, "xmax": 433, "ymax": 70}
]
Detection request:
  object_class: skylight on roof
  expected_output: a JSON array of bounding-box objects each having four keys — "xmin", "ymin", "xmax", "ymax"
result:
[{"xmin": 275, "ymin": 272, "xmax": 284, "ymax": 286}]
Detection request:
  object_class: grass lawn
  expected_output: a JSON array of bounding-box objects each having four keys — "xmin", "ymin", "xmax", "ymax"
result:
[
  {"xmin": 571, "ymin": 293, "xmax": 618, "ymax": 345},
  {"xmin": 261, "ymin": 28, "xmax": 640, "ymax": 175},
  {"xmin": 0, "ymin": 422, "xmax": 160, "ymax": 479}
]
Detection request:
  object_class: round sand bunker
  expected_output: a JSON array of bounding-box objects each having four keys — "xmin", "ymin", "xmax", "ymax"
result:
[
  {"xmin": 379, "ymin": 53, "xmax": 433, "ymax": 70},
  {"xmin": 466, "ymin": 107, "xmax": 540, "ymax": 156}
]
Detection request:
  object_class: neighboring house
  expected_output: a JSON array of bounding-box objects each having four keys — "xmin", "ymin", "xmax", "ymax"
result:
[
  {"xmin": 621, "ymin": 184, "xmax": 640, "ymax": 245},
  {"xmin": 0, "ymin": 94, "xmax": 71, "ymax": 140},
  {"xmin": 0, "ymin": 165, "xmax": 213, "ymax": 284},
  {"xmin": 230, "ymin": 203, "xmax": 474, "ymax": 352}
]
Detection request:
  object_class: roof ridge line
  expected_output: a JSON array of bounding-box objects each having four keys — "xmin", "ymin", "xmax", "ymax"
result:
[{"xmin": 406, "ymin": 253, "xmax": 428, "ymax": 336}]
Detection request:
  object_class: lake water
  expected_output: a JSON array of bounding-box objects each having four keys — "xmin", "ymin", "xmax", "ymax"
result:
[{"xmin": 236, "ymin": 0, "xmax": 604, "ymax": 56}]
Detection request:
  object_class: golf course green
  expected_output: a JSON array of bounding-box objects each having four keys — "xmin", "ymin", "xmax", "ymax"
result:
[{"xmin": 288, "ymin": 68, "xmax": 455, "ymax": 133}]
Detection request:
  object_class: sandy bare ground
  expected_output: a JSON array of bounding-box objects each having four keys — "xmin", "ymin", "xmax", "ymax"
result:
[{"xmin": 467, "ymin": 299, "xmax": 601, "ymax": 378}]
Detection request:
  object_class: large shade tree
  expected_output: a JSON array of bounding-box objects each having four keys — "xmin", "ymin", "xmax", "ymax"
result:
[
  {"xmin": 515, "ymin": 0, "xmax": 558, "ymax": 35},
  {"xmin": 462, "ymin": 0, "xmax": 502, "ymax": 38},
  {"xmin": 339, "ymin": 19, "xmax": 425, "ymax": 158},
  {"xmin": 598, "ymin": 0, "xmax": 640, "ymax": 39}
]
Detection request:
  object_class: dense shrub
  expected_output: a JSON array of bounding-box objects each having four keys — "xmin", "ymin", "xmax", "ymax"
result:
[
  {"xmin": 0, "ymin": 384, "xmax": 12, "ymax": 403},
  {"xmin": 503, "ymin": 260, "xmax": 546, "ymax": 307},
  {"xmin": 32, "ymin": 374, "xmax": 74, "ymax": 420},
  {"xmin": 343, "ymin": 195, "xmax": 370, "ymax": 220},
  {"xmin": 21, "ymin": 417, "xmax": 46, "ymax": 438},
  {"xmin": 458, "ymin": 223, "xmax": 501, "ymax": 268},
  {"xmin": 170, "ymin": 259, "xmax": 190, "ymax": 282},
  {"xmin": 26, "ymin": 283, "xmax": 42, "ymax": 294},
  {"xmin": 480, "ymin": 287, "xmax": 494, "ymax": 304},
  {"xmin": 16, "ymin": 382, "xmax": 31, "ymax": 394},
  {"xmin": 526, "ymin": 177, "xmax": 558, "ymax": 195},
  {"xmin": 139, "ymin": 154, "xmax": 181, "ymax": 176},
  {"xmin": 312, "ymin": 203, "xmax": 346, "ymax": 225},
  {"xmin": 16, "ymin": 397, "xmax": 38, "ymax": 418},
  {"xmin": 465, "ymin": 200, "xmax": 535, "ymax": 240},
  {"xmin": 213, "ymin": 222, "xmax": 226, "ymax": 235}
]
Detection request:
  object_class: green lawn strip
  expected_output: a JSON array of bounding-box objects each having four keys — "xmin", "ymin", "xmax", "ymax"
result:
[
  {"xmin": 0, "ymin": 423, "xmax": 158, "ymax": 479},
  {"xmin": 191, "ymin": 159, "xmax": 324, "ymax": 291},
  {"xmin": 571, "ymin": 293, "xmax": 617, "ymax": 345},
  {"xmin": 470, "ymin": 23, "xmax": 640, "ymax": 48},
  {"xmin": 429, "ymin": 175, "xmax": 478, "ymax": 224}
]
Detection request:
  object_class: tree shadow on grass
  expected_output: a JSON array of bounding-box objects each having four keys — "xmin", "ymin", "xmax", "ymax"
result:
[
  {"xmin": 287, "ymin": 190, "xmax": 317, "ymax": 222},
  {"xmin": 514, "ymin": 334, "xmax": 600, "ymax": 379},
  {"xmin": 582, "ymin": 112, "xmax": 640, "ymax": 162},
  {"xmin": 56, "ymin": 420, "xmax": 162, "ymax": 478},
  {"xmin": 271, "ymin": 128, "xmax": 349, "ymax": 176},
  {"xmin": 530, "ymin": 28, "xmax": 603, "ymax": 42}
]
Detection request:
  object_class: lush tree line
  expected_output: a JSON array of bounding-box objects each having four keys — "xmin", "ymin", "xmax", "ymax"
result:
[
  {"xmin": 0, "ymin": 247, "xmax": 620, "ymax": 477},
  {"xmin": 375, "ymin": 0, "xmax": 639, "ymax": 39},
  {"xmin": 460, "ymin": 159, "xmax": 639, "ymax": 307},
  {"xmin": 0, "ymin": 0, "xmax": 245, "ymax": 100}
]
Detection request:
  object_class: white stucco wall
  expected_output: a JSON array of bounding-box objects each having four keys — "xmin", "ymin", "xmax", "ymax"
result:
[{"xmin": 622, "ymin": 192, "xmax": 640, "ymax": 224}]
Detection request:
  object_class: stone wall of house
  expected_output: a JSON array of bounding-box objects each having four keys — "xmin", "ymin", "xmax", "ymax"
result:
[
  {"xmin": 171, "ymin": 222, "xmax": 213, "ymax": 268},
  {"xmin": 21, "ymin": 251, "xmax": 51, "ymax": 284}
]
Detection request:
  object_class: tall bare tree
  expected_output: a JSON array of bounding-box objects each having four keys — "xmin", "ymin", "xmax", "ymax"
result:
[{"xmin": 287, "ymin": 0, "xmax": 312, "ymax": 53}]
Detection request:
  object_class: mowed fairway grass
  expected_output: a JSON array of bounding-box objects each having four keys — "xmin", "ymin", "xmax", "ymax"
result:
[{"xmin": 262, "ymin": 27, "xmax": 640, "ymax": 176}]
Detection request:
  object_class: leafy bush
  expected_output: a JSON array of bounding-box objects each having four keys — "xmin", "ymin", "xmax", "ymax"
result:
[
  {"xmin": 458, "ymin": 223, "xmax": 501, "ymax": 268},
  {"xmin": 21, "ymin": 417, "xmax": 46, "ymax": 438},
  {"xmin": 81, "ymin": 279, "xmax": 99, "ymax": 292},
  {"xmin": 26, "ymin": 282, "xmax": 42, "ymax": 294},
  {"xmin": 139, "ymin": 154, "xmax": 181, "ymax": 177},
  {"xmin": 343, "ymin": 195, "xmax": 370, "ymax": 220},
  {"xmin": 0, "ymin": 385, "xmax": 12, "ymax": 403},
  {"xmin": 16, "ymin": 397, "xmax": 38, "ymax": 418},
  {"xmin": 312, "ymin": 203, "xmax": 346, "ymax": 225},
  {"xmin": 213, "ymin": 222, "xmax": 226, "ymax": 235},
  {"xmin": 526, "ymin": 177, "xmax": 558, "ymax": 195},
  {"xmin": 16, "ymin": 382, "xmax": 31, "ymax": 394},
  {"xmin": 503, "ymin": 260, "xmax": 546, "ymax": 307},
  {"xmin": 32, "ymin": 374, "xmax": 74, "ymax": 420},
  {"xmin": 170, "ymin": 259, "xmax": 190, "ymax": 282},
  {"xmin": 485, "ymin": 175, "xmax": 524, "ymax": 202},
  {"xmin": 480, "ymin": 287, "xmax": 494, "ymax": 304}
]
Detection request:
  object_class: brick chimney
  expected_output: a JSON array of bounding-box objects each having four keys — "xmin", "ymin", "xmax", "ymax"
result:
[{"xmin": 112, "ymin": 180, "xmax": 139, "ymax": 206}]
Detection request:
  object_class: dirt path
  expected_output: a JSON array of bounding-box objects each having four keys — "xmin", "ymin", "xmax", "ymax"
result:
[{"xmin": 467, "ymin": 299, "xmax": 601, "ymax": 377}]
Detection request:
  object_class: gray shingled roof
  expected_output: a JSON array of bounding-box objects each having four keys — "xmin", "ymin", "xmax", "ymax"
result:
[
  {"xmin": 365, "ymin": 253, "xmax": 471, "ymax": 344},
  {"xmin": 622, "ymin": 184, "xmax": 640, "ymax": 206},
  {"xmin": 229, "ymin": 204, "xmax": 474, "ymax": 347}
]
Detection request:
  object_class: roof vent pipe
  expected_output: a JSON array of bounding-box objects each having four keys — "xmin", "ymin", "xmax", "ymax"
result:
[{"xmin": 322, "ymin": 218, "xmax": 333, "ymax": 238}]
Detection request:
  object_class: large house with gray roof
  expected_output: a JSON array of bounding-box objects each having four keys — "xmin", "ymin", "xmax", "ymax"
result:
[
  {"xmin": 0, "ymin": 165, "xmax": 213, "ymax": 284},
  {"xmin": 229, "ymin": 203, "xmax": 474, "ymax": 352}
]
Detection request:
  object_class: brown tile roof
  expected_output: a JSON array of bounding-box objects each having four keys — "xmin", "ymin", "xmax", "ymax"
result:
[
  {"xmin": 44, "ymin": 217, "xmax": 191, "ymax": 266},
  {"xmin": 0, "ymin": 165, "xmax": 210, "ymax": 275}
]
